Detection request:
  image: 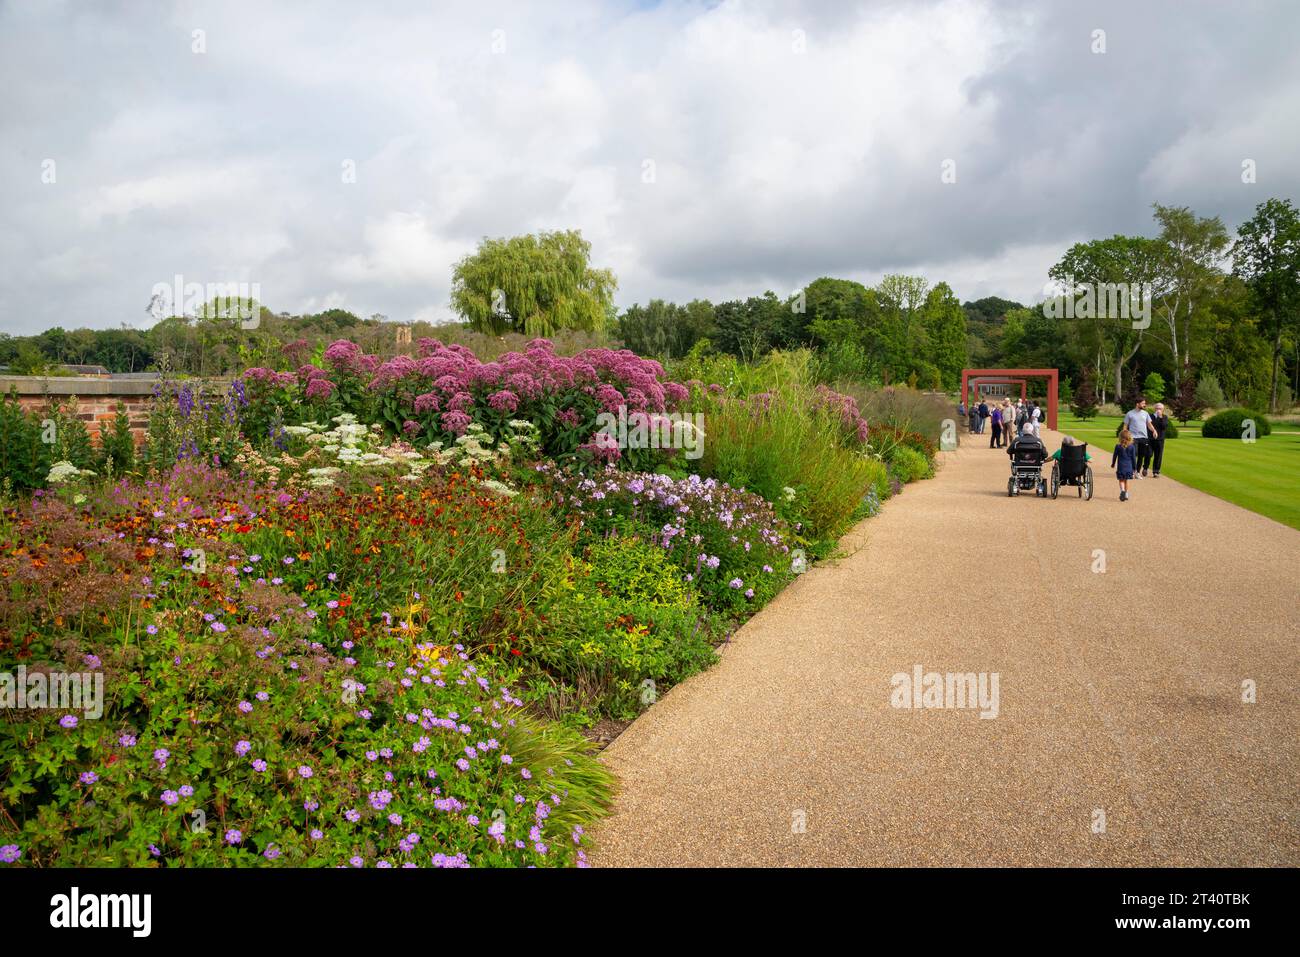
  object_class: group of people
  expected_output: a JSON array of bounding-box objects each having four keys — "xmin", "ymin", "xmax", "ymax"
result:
[
  {"xmin": 994, "ymin": 395, "xmax": 1170, "ymax": 503},
  {"xmin": 959, "ymin": 396, "xmax": 1042, "ymax": 448}
]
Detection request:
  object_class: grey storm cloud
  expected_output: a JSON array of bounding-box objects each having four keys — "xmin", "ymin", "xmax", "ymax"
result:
[{"xmin": 1, "ymin": 0, "xmax": 1297, "ymax": 336}]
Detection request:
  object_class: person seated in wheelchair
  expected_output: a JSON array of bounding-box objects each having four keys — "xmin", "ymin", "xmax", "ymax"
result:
[
  {"xmin": 1048, "ymin": 435, "xmax": 1091, "ymax": 466},
  {"xmin": 1007, "ymin": 422, "xmax": 1047, "ymax": 460},
  {"xmin": 1006, "ymin": 423, "xmax": 1048, "ymax": 495},
  {"xmin": 1047, "ymin": 434, "xmax": 1095, "ymax": 499}
]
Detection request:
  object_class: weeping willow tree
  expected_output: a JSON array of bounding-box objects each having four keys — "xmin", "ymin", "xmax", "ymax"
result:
[{"xmin": 450, "ymin": 230, "xmax": 617, "ymax": 336}]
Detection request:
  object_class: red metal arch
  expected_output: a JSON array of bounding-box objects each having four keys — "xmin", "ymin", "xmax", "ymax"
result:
[{"xmin": 961, "ymin": 368, "xmax": 1058, "ymax": 430}]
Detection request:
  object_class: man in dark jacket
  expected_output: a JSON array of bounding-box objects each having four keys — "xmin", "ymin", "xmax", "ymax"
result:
[
  {"xmin": 1148, "ymin": 401, "xmax": 1169, "ymax": 477},
  {"xmin": 977, "ymin": 400, "xmax": 989, "ymax": 434}
]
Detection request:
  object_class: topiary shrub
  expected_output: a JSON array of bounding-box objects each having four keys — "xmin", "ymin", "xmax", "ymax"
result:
[{"xmin": 1202, "ymin": 408, "xmax": 1272, "ymax": 438}]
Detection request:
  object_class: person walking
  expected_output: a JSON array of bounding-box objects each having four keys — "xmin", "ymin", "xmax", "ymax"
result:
[
  {"xmin": 1123, "ymin": 397, "xmax": 1153, "ymax": 478},
  {"xmin": 1030, "ymin": 401, "xmax": 1042, "ymax": 438},
  {"xmin": 977, "ymin": 399, "xmax": 989, "ymax": 434},
  {"xmin": 1111, "ymin": 428, "xmax": 1137, "ymax": 501},
  {"xmin": 1000, "ymin": 399, "xmax": 1014, "ymax": 448},
  {"xmin": 989, "ymin": 404, "xmax": 1002, "ymax": 449},
  {"xmin": 967, "ymin": 401, "xmax": 980, "ymax": 434},
  {"xmin": 1148, "ymin": 401, "xmax": 1169, "ymax": 477}
]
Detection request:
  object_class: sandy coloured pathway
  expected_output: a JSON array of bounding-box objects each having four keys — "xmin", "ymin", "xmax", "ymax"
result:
[{"xmin": 590, "ymin": 428, "xmax": 1300, "ymax": 866}]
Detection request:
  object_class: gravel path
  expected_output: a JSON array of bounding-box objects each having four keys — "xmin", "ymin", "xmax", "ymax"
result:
[{"xmin": 590, "ymin": 429, "xmax": 1300, "ymax": 866}]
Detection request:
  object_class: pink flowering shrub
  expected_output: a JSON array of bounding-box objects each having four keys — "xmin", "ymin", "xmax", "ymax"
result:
[{"xmin": 238, "ymin": 337, "xmax": 693, "ymax": 468}]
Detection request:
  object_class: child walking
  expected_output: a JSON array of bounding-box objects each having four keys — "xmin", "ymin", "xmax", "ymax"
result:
[{"xmin": 1111, "ymin": 428, "xmax": 1137, "ymax": 501}]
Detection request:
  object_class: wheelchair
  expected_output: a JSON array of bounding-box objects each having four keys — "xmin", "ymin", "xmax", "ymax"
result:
[
  {"xmin": 1007, "ymin": 440, "xmax": 1048, "ymax": 497},
  {"xmin": 1049, "ymin": 442, "xmax": 1094, "ymax": 500}
]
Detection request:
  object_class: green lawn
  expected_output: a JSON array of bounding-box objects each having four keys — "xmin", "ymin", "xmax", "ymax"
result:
[{"xmin": 1052, "ymin": 411, "xmax": 1300, "ymax": 530}]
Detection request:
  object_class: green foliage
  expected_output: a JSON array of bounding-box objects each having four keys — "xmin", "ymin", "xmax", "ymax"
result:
[
  {"xmin": 886, "ymin": 444, "xmax": 933, "ymax": 483},
  {"xmin": 42, "ymin": 399, "xmax": 95, "ymax": 471},
  {"xmin": 1195, "ymin": 374, "xmax": 1227, "ymax": 409},
  {"xmin": 617, "ymin": 299, "xmax": 715, "ymax": 359},
  {"xmin": 582, "ymin": 537, "xmax": 695, "ymax": 608},
  {"xmin": 1233, "ymin": 197, "xmax": 1300, "ymax": 411},
  {"xmin": 692, "ymin": 383, "xmax": 879, "ymax": 542},
  {"xmin": 1142, "ymin": 372, "xmax": 1166, "ymax": 403},
  {"xmin": 450, "ymin": 230, "xmax": 616, "ymax": 336},
  {"xmin": 537, "ymin": 571, "xmax": 717, "ymax": 721},
  {"xmin": 0, "ymin": 389, "xmax": 52, "ymax": 492},
  {"xmin": 97, "ymin": 401, "xmax": 136, "ymax": 477},
  {"xmin": 1201, "ymin": 408, "xmax": 1272, "ymax": 438}
]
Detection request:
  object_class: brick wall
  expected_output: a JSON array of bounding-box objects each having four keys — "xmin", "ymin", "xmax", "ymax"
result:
[{"xmin": 1, "ymin": 377, "xmax": 158, "ymax": 447}]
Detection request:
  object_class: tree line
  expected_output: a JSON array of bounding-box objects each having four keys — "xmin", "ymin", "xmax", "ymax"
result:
[{"xmin": 6, "ymin": 198, "xmax": 1297, "ymax": 410}]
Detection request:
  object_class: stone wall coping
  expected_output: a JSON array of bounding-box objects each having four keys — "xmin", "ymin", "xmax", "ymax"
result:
[{"xmin": 0, "ymin": 376, "xmax": 160, "ymax": 396}]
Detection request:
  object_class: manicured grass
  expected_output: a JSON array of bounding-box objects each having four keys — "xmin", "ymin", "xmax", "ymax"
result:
[{"xmin": 1054, "ymin": 411, "xmax": 1300, "ymax": 530}]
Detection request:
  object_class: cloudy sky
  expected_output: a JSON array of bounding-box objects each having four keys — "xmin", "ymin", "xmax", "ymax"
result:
[{"xmin": 1, "ymin": 0, "xmax": 1297, "ymax": 335}]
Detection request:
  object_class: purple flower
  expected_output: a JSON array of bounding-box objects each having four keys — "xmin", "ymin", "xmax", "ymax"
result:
[
  {"xmin": 225, "ymin": 829, "xmax": 242, "ymax": 845},
  {"xmin": 161, "ymin": 790, "xmax": 179, "ymax": 806},
  {"xmin": 729, "ymin": 578, "xmax": 743, "ymax": 589},
  {"xmin": 297, "ymin": 765, "xmax": 313, "ymax": 778},
  {"xmin": 310, "ymin": 829, "xmax": 324, "ymax": 840},
  {"xmin": 79, "ymin": 771, "xmax": 98, "ymax": 785},
  {"xmin": 238, "ymin": 700, "xmax": 253, "ymax": 713},
  {"xmin": 119, "ymin": 733, "xmax": 137, "ymax": 747},
  {"xmin": 0, "ymin": 845, "xmax": 20, "ymax": 864},
  {"xmin": 153, "ymin": 748, "xmax": 170, "ymax": 766},
  {"xmin": 235, "ymin": 740, "xmax": 252, "ymax": 756},
  {"xmin": 59, "ymin": 714, "xmax": 78, "ymax": 729},
  {"xmin": 251, "ymin": 759, "xmax": 268, "ymax": 773},
  {"xmin": 179, "ymin": 784, "xmax": 194, "ymax": 797},
  {"xmin": 263, "ymin": 845, "xmax": 280, "ymax": 860}
]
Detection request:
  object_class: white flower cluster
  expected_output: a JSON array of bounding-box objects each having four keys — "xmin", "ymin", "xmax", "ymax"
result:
[
  {"xmin": 47, "ymin": 460, "xmax": 96, "ymax": 485},
  {"xmin": 289, "ymin": 414, "xmax": 434, "ymax": 487}
]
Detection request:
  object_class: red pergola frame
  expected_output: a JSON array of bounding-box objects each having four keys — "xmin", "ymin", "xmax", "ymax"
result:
[{"xmin": 961, "ymin": 368, "xmax": 1059, "ymax": 430}]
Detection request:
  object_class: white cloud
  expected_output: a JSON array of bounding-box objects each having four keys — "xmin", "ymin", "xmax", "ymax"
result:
[{"xmin": 0, "ymin": 0, "xmax": 1296, "ymax": 335}]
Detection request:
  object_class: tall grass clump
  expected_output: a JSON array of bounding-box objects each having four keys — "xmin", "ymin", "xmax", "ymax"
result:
[{"xmin": 689, "ymin": 356, "xmax": 881, "ymax": 544}]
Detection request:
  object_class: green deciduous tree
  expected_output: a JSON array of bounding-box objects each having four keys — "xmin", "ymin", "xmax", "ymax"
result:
[
  {"xmin": 1150, "ymin": 204, "xmax": 1230, "ymax": 391},
  {"xmin": 450, "ymin": 230, "xmax": 616, "ymax": 336},
  {"xmin": 1232, "ymin": 198, "xmax": 1300, "ymax": 411}
]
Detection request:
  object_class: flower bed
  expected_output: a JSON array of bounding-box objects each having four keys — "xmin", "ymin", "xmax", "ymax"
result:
[{"xmin": 0, "ymin": 337, "xmax": 941, "ymax": 869}]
